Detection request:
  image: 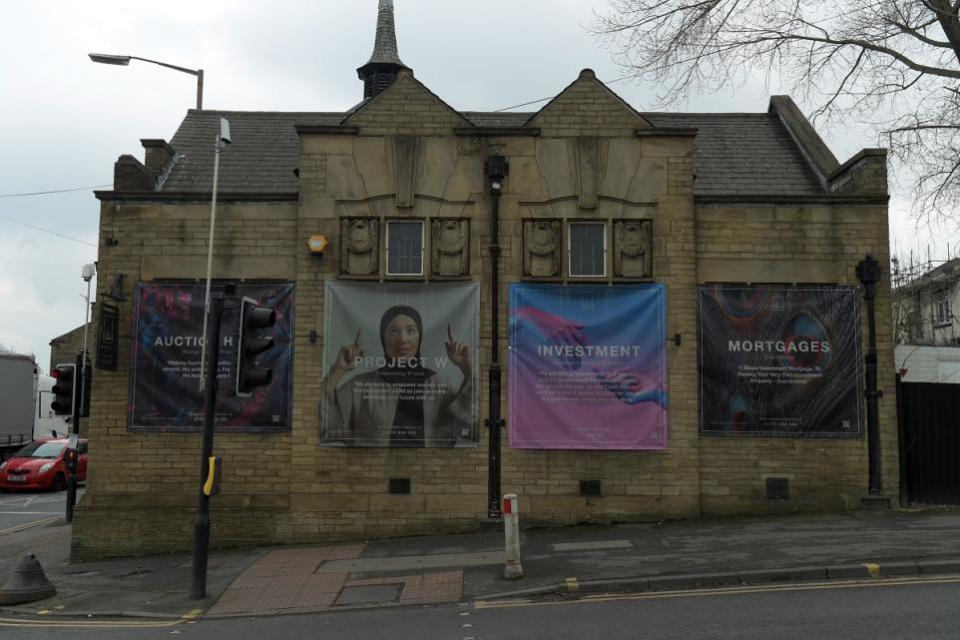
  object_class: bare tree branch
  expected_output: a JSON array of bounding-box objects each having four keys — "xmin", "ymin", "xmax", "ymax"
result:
[{"xmin": 593, "ymin": 0, "xmax": 960, "ymax": 225}]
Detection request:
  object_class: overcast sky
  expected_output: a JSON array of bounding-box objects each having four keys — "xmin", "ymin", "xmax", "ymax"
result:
[{"xmin": 1, "ymin": 0, "xmax": 953, "ymax": 371}]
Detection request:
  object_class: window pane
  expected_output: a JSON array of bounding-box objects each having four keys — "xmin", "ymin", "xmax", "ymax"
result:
[
  {"xmin": 570, "ymin": 223, "xmax": 605, "ymax": 277},
  {"xmin": 387, "ymin": 222, "xmax": 423, "ymax": 275}
]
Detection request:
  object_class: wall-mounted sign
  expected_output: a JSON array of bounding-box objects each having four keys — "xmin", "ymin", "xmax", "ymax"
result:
[
  {"xmin": 508, "ymin": 283, "xmax": 668, "ymax": 450},
  {"xmin": 96, "ymin": 303, "xmax": 119, "ymax": 371},
  {"xmin": 321, "ymin": 281, "xmax": 480, "ymax": 448},
  {"xmin": 698, "ymin": 285, "xmax": 862, "ymax": 437},
  {"xmin": 128, "ymin": 282, "xmax": 295, "ymax": 432}
]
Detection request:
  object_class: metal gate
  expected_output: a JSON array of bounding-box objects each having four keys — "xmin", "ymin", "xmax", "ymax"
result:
[{"xmin": 898, "ymin": 379, "xmax": 960, "ymax": 505}]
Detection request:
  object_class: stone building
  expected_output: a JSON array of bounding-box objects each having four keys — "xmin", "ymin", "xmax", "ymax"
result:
[{"xmin": 73, "ymin": 1, "xmax": 897, "ymax": 558}]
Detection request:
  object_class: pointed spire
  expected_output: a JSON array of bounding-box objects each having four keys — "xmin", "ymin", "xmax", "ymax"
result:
[
  {"xmin": 367, "ymin": 0, "xmax": 405, "ymax": 67},
  {"xmin": 357, "ymin": 0, "xmax": 410, "ymax": 100}
]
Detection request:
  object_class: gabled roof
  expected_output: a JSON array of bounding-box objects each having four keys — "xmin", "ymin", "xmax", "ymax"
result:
[
  {"xmin": 156, "ymin": 107, "xmax": 827, "ymax": 197},
  {"xmin": 524, "ymin": 69, "xmax": 654, "ymax": 130},
  {"xmin": 341, "ymin": 70, "xmax": 473, "ymax": 129}
]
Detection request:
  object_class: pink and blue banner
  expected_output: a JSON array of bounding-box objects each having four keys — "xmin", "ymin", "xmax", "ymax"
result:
[{"xmin": 508, "ymin": 284, "xmax": 668, "ymax": 450}]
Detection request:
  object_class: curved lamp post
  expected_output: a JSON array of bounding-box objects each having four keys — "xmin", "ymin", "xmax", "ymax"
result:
[{"xmin": 88, "ymin": 53, "xmax": 204, "ymax": 110}]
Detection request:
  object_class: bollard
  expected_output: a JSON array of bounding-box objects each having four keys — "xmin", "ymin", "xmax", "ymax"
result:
[{"xmin": 503, "ymin": 493, "xmax": 525, "ymax": 580}]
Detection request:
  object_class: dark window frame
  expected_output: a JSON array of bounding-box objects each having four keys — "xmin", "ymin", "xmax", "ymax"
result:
[
  {"xmin": 568, "ymin": 221, "xmax": 607, "ymax": 278},
  {"xmin": 385, "ymin": 220, "xmax": 425, "ymax": 277}
]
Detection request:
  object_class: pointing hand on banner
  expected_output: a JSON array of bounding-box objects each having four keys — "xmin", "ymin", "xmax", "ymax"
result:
[
  {"xmin": 327, "ymin": 329, "xmax": 364, "ymax": 391},
  {"xmin": 444, "ymin": 325, "xmax": 472, "ymax": 376}
]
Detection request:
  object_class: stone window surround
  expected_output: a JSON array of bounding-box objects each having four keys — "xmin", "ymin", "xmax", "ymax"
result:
[{"xmin": 340, "ymin": 215, "xmax": 470, "ymax": 282}]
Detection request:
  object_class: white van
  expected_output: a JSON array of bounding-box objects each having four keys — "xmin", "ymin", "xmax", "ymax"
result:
[{"xmin": 34, "ymin": 374, "xmax": 70, "ymax": 439}]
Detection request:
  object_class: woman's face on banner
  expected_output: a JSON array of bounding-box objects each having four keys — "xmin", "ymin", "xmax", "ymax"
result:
[{"xmin": 384, "ymin": 314, "xmax": 420, "ymax": 359}]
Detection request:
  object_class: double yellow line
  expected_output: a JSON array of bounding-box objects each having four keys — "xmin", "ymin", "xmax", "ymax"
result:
[
  {"xmin": 0, "ymin": 609, "xmax": 203, "ymax": 629},
  {"xmin": 0, "ymin": 515, "xmax": 63, "ymax": 536},
  {"xmin": 475, "ymin": 575, "xmax": 960, "ymax": 609}
]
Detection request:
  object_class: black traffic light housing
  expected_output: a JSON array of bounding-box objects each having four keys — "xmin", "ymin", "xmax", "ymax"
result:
[
  {"xmin": 51, "ymin": 364, "xmax": 76, "ymax": 415},
  {"xmin": 236, "ymin": 296, "xmax": 277, "ymax": 396}
]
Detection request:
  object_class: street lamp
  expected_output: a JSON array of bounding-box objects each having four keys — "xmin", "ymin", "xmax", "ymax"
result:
[{"xmin": 88, "ymin": 53, "xmax": 204, "ymax": 110}]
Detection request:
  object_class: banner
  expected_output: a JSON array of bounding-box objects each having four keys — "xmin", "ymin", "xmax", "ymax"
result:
[
  {"xmin": 508, "ymin": 284, "xmax": 668, "ymax": 450},
  {"xmin": 698, "ymin": 285, "xmax": 862, "ymax": 436},
  {"xmin": 321, "ymin": 282, "xmax": 480, "ymax": 447},
  {"xmin": 129, "ymin": 282, "xmax": 294, "ymax": 432}
]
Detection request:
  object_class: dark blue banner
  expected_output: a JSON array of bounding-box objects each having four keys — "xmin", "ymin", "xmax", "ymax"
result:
[{"xmin": 129, "ymin": 282, "xmax": 294, "ymax": 432}]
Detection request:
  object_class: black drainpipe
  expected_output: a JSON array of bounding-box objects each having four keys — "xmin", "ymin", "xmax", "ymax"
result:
[
  {"xmin": 484, "ymin": 155, "xmax": 508, "ymax": 520},
  {"xmin": 856, "ymin": 254, "xmax": 882, "ymax": 495}
]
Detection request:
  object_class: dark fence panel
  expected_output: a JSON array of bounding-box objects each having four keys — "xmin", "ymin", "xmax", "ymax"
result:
[{"xmin": 899, "ymin": 381, "xmax": 960, "ymax": 505}]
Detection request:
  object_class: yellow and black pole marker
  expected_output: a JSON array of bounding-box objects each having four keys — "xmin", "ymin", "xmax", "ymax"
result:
[{"xmin": 203, "ymin": 457, "xmax": 222, "ymax": 497}]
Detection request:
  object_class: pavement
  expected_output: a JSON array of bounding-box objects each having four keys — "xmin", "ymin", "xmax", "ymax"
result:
[{"xmin": 1, "ymin": 506, "xmax": 960, "ymax": 621}]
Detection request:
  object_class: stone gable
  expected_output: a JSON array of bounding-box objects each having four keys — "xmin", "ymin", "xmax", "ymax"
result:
[
  {"xmin": 526, "ymin": 69, "xmax": 653, "ymax": 137},
  {"xmin": 342, "ymin": 71, "xmax": 472, "ymax": 135}
]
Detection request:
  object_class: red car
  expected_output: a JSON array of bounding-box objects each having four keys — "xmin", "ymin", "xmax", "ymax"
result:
[{"xmin": 0, "ymin": 438, "xmax": 88, "ymax": 492}]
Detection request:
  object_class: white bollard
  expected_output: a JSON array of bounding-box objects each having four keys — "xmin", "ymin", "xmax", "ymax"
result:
[{"xmin": 503, "ymin": 493, "xmax": 525, "ymax": 580}]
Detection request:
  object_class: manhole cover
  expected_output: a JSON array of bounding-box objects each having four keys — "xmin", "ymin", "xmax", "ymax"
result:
[{"xmin": 336, "ymin": 585, "xmax": 402, "ymax": 606}]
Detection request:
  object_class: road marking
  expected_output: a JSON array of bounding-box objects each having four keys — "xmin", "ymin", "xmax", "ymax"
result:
[
  {"xmin": 0, "ymin": 617, "xmax": 183, "ymax": 629},
  {"xmin": 474, "ymin": 575, "xmax": 960, "ymax": 610},
  {"xmin": 0, "ymin": 608, "xmax": 202, "ymax": 629},
  {"xmin": 0, "ymin": 511, "xmax": 63, "ymax": 515},
  {"xmin": 552, "ymin": 540, "xmax": 633, "ymax": 552},
  {"xmin": 0, "ymin": 515, "xmax": 64, "ymax": 536}
]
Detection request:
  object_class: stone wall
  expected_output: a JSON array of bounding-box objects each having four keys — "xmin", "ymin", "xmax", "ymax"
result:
[
  {"xmin": 72, "ymin": 73, "xmax": 895, "ymax": 559},
  {"xmin": 49, "ymin": 322, "xmax": 88, "ymax": 373}
]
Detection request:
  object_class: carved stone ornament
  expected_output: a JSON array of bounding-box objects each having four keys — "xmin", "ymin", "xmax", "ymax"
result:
[
  {"xmin": 523, "ymin": 219, "xmax": 562, "ymax": 278},
  {"xmin": 614, "ymin": 219, "xmax": 652, "ymax": 278},
  {"xmin": 431, "ymin": 219, "xmax": 469, "ymax": 277},
  {"xmin": 340, "ymin": 217, "xmax": 379, "ymax": 276}
]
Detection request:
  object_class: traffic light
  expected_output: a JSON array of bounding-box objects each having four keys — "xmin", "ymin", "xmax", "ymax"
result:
[
  {"xmin": 51, "ymin": 364, "xmax": 76, "ymax": 415},
  {"xmin": 236, "ymin": 296, "xmax": 276, "ymax": 395},
  {"xmin": 64, "ymin": 447, "xmax": 79, "ymax": 472}
]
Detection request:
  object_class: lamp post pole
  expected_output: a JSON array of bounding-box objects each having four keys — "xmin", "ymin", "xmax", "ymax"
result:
[
  {"xmin": 190, "ymin": 118, "xmax": 230, "ymax": 600},
  {"xmin": 856, "ymin": 254, "xmax": 883, "ymax": 495},
  {"xmin": 88, "ymin": 53, "xmax": 204, "ymax": 110}
]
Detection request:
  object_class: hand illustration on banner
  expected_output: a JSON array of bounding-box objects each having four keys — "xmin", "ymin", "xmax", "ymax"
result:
[
  {"xmin": 327, "ymin": 329, "xmax": 365, "ymax": 391},
  {"xmin": 592, "ymin": 367, "xmax": 667, "ymax": 408},
  {"xmin": 513, "ymin": 306, "xmax": 587, "ymax": 370},
  {"xmin": 444, "ymin": 325, "xmax": 472, "ymax": 377}
]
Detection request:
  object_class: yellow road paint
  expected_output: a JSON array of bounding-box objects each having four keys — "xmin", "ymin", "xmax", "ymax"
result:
[
  {"xmin": 0, "ymin": 606, "xmax": 203, "ymax": 629},
  {"xmin": 865, "ymin": 563, "xmax": 880, "ymax": 578},
  {"xmin": 0, "ymin": 617, "xmax": 183, "ymax": 629},
  {"xmin": 565, "ymin": 577, "xmax": 580, "ymax": 592},
  {"xmin": 474, "ymin": 575, "xmax": 960, "ymax": 610},
  {"xmin": 0, "ymin": 515, "xmax": 64, "ymax": 536}
]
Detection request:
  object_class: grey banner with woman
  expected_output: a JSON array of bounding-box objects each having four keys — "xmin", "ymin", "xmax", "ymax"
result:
[{"xmin": 321, "ymin": 282, "xmax": 480, "ymax": 447}]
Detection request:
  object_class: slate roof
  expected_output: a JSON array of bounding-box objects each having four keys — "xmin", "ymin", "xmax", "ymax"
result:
[
  {"xmin": 160, "ymin": 109, "xmax": 826, "ymax": 197},
  {"xmin": 645, "ymin": 113, "xmax": 824, "ymax": 196},
  {"xmin": 164, "ymin": 111, "xmax": 341, "ymax": 193}
]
